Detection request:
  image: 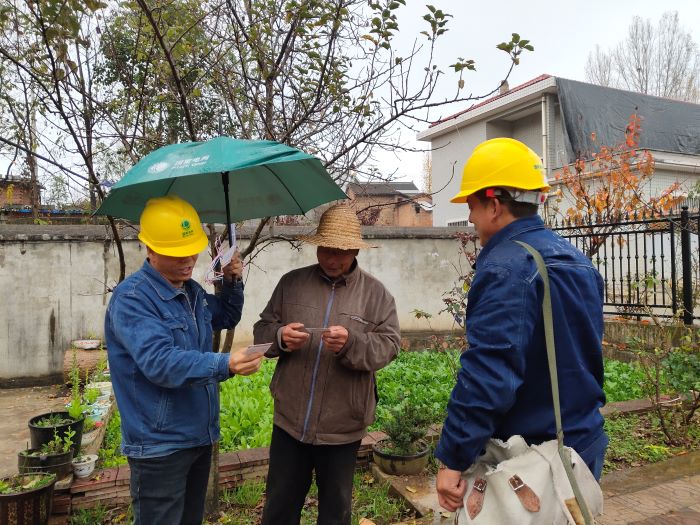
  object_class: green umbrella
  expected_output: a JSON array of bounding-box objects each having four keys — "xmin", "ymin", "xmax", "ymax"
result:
[{"xmin": 95, "ymin": 137, "xmax": 347, "ymax": 244}]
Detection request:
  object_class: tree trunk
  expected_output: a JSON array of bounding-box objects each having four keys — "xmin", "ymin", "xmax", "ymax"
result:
[{"xmin": 205, "ymin": 442, "xmax": 220, "ymax": 519}]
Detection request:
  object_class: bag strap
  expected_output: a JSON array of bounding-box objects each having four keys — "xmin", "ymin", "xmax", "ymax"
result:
[{"xmin": 515, "ymin": 241, "xmax": 593, "ymax": 525}]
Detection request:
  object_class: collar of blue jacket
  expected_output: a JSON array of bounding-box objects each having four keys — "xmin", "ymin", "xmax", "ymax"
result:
[{"xmin": 474, "ymin": 214, "xmax": 546, "ymax": 269}]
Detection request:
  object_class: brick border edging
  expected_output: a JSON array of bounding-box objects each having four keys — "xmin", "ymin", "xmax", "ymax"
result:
[{"xmin": 60, "ymin": 430, "xmax": 393, "ymax": 514}]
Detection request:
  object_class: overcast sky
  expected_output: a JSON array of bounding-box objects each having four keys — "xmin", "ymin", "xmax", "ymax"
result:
[{"xmin": 370, "ymin": 0, "xmax": 700, "ymax": 188}]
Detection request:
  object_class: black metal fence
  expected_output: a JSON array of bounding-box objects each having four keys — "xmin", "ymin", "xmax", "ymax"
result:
[{"xmin": 549, "ymin": 203, "xmax": 700, "ymax": 324}]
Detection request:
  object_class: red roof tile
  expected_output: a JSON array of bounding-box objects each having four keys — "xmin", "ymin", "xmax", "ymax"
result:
[{"xmin": 430, "ymin": 74, "xmax": 552, "ymax": 127}]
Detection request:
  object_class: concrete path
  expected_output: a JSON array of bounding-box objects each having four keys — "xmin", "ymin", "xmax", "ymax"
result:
[
  {"xmin": 598, "ymin": 451, "xmax": 700, "ymax": 525},
  {"xmin": 0, "ymin": 385, "xmax": 68, "ymax": 478}
]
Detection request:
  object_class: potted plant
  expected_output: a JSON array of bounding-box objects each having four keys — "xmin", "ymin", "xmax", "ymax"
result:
[
  {"xmin": 83, "ymin": 386, "xmax": 100, "ymax": 405},
  {"xmin": 18, "ymin": 430, "xmax": 74, "ymax": 481},
  {"xmin": 28, "ymin": 412, "xmax": 83, "ymax": 459},
  {"xmin": 0, "ymin": 472, "xmax": 56, "ymax": 525},
  {"xmin": 372, "ymin": 398, "xmax": 433, "ymax": 476},
  {"xmin": 71, "ymin": 454, "xmax": 99, "ymax": 479},
  {"xmin": 28, "ymin": 351, "xmax": 85, "ymax": 456}
]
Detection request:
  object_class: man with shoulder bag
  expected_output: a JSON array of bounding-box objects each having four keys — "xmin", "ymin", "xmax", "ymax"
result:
[{"xmin": 435, "ymin": 138, "xmax": 608, "ymax": 524}]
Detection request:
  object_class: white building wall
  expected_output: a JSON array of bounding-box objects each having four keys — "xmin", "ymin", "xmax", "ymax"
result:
[
  {"xmin": 430, "ymin": 123, "xmax": 488, "ymax": 226},
  {"xmin": 511, "ymin": 113, "xmax": 543, "ymax": 156},
  {"xmin": 0, "ymin": 228, "xmax": 471, "ymax": 382}
]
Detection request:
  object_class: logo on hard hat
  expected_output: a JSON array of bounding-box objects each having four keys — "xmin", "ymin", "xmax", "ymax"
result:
[
  {"xmin": 148, "ymin": 161, "xmax": 169, "ymax": 174},
  {"xmin": 181, "ymin": 219, "xmax": 193, "ymax": 238}
]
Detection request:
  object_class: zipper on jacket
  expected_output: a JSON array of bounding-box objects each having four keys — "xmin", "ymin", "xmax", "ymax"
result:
[{"xmin": 301, "ymin": 282, "xmax": 336, "ymax": 442}]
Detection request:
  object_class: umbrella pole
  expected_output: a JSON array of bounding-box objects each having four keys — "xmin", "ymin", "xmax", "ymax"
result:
[{"xmin": 221, "ymin": 171, "xmax": 234, "ymax": 247}]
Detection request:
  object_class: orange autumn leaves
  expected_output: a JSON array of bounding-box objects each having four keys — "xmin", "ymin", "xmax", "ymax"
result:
[{"xmin": 552, "ymin": 114, "xmax": 682, "ymax": 225}]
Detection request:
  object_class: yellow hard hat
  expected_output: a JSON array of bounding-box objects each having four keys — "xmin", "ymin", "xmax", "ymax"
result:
[
  {"xmin": 450, "ymin": 137, "xmax": 550, "ymax": 203},
  {"xmin": 138, "ymin": 195, "xmax": 208, "ymax": 257}
]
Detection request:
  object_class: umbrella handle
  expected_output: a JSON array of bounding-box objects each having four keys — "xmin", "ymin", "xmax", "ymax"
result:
[{"xmin": 221, "ymin": 172, "xmax": 233, "ymax": 247}]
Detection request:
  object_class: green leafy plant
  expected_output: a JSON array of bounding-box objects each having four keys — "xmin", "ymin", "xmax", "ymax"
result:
[
  {"xmin": 91, "ymin": 355, "xmax": 110, "ymax": 382},
  {"xmin": 98, "ymin": 409, "xmax": 127, "ymax": 467},
  {"xmin": 67, "ymin": 348, "xmax": 88, "ymax": 420},
  {"xmin": 219, "ymin": 360, "xmax": 276, "ymax": 451},
  {"xmin": 600, "ymin": 411, "xmax": 699, "ymax": 473},
  {"xmin": 69, "ymin": 505, "xmax": 110, "ymax": 525},
  {"xmin": 83, "ymin": 417, "xmax": 97, "ymax": 433},
  {"xmin": 0, "ymin": 473, "xmax": 56, "ymax": 495},
  {"xmin": 84, "ymin": 387, "xmax": 100, "ymax": 405},
  {"xmin": 373, "ymin": 349, "xmax": 460, "ymax": 431},
  {"xmin": 24, "ymin": 428, "xmax": 75, "ymax": 456},
  {"xmin": 376, "ymin": 396, "xmax": 432, "ymax": 456},
  {"xmin": 603, "ymin": 359, "xmax": 646, "ymax": 402},
  {"xmin": 34, "ymin": 413, "xmax": 74, "ymax": 428},
  {"xmin": 628, "ymin": 327, "xmax": 700, "ymax": 445},
  {"xmin": 221, "ymin": 480, "xmax": 265, "ymax": 508}
]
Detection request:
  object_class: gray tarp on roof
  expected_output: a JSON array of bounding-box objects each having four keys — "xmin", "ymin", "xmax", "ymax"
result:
[{"xmin": 556, "ymin": 78, "xmax": 700, "ymax": 162}]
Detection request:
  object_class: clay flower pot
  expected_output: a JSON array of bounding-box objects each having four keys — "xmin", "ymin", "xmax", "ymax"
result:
[
  {"xmin": 0, "ymin": 472, "xmax": 56, "ymax": 525},
  {"xmin": 372, "ymin": 439, "xmax": 430, "ymax": 476},
  {"xmin": 18, "ymin": 449, "xmax": 73, "ymax": 481}
]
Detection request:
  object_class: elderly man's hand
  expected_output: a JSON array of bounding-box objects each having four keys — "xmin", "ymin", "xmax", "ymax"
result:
[
  {"xmin": 281, "ymin": 322, "xmax": 310, "ymax": 351},
  {"xmin": 222, "ymin": 251, "xmax": 243, "ymax": 283},
  {"xmin": 228, "ymin": 347, "xmax": 263, "ymax": 376},
  {"xmin": 436, "ymin": 467, "xmax": 466, "ymax": 512},
  {"xmin": 321, "ymin": 325, "xmax": 348, "ymax": 353}
]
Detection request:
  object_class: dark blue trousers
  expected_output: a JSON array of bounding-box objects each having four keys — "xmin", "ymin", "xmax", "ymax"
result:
[
  {"xmin": 579, "ymin": 431, "xmax": 609, "ymax": 481},
  {"xmin": 128, "ymin": 444, "xmax": 212, "ymax": 525}
]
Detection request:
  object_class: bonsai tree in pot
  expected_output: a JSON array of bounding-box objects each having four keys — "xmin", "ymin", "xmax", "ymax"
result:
[
  {"xmin": 18, "ymin": 429, "xmax": 75, "ymax": 481},
  {"xmin": 372, "ymin": 397, "xmax": 433, "ymax": 476},
  {"xmin": 0, "ymin": 472, "xmax": 57, "ymax": 525}
]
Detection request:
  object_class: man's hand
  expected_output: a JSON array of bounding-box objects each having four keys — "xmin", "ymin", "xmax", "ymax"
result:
[
  {"xmin": 228, "ymin": 347, "xmax": 263, "ymax": 376},
  {"xmin": 281, "ymin": 322, "xmax": 310, "ymax": 351},
  {"xmin": 436, "ymin": 467, "xmax": 466, "ymax": 512},
  {"xmin": 222, "ymin": 251, "xmax": 243, "ymax": 283},
  {"xmin": 321, "ymin": 325, "xmax": 348, "ymax": 353}
]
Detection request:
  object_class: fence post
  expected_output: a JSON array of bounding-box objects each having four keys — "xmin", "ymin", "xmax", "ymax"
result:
[{"xmin": 680, "ymin": 206, "xmax": 693, "ymax": 325}]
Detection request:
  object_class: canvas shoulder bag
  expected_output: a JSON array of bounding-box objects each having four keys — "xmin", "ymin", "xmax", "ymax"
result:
[{"xmin": 454, "ymin": 241, "xmax": 603, "ymax": 525}]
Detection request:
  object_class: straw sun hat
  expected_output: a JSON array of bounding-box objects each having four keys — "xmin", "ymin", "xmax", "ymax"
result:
[{"xmin": 296, "ymin": 202, "xmax": 377, "ymax": 250}]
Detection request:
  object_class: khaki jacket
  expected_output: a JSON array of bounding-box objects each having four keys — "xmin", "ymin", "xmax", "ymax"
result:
[{"xmin": 253, "ymin": 262, "xmax": 400, "ymax": 444}]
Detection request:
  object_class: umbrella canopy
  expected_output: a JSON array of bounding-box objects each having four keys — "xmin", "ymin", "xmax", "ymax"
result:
[{"xmin": 95, "ymin": 137, "xmax": 347, "ymax": 226}]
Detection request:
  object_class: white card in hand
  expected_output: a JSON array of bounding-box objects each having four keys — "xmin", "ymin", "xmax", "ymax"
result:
[
  {"xmin": 245, "ymin": 343, "xmax": 272, "ymax": 357},
  {"xmin": 303, "ymin": 327, "xmax": 330, "ymax": 334}
]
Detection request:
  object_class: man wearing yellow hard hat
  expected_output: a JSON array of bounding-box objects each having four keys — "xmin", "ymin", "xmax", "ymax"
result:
[
  {"xmin": 105, "ymin": 195, "xmax": 262, "ymax": 525},
  {"xmin": 434, "ymin": 138, "xmax": 608, "ymax": 513}
]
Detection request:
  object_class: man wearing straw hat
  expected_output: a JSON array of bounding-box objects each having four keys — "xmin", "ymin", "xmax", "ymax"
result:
[{"xmin": 254, "ymin": 202, "xmax": 401, "ymax": 525}]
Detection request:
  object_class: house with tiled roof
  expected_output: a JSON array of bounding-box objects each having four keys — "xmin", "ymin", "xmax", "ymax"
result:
[
  {"xmin": 345, "ymin": 180, "xmax": 433, "ymax": 226},
  {"xmin": 417, "ymin": 74, "xmax": 700, "ymax": 226}
]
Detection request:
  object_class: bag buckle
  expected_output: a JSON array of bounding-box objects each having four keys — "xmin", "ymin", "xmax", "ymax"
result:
[
  {"xmin": 508, "ymin": 474, "xmax": 525, "ymax": 491},
  {"xmin": 473, "ymin": 478, "xmax": 487, "ymax": 493}
]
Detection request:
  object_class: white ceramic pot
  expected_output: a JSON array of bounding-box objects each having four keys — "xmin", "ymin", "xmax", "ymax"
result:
[
  {"xmin": 72, "ymin": 454, "xmax": 98, "ymax": 478},
  {"xmin": 86, "ymin": 382, "xmax": 112, "ymax": 395},
  {"xmin": 80, "ymin": 429, "xmax": 99, "ymax": 446},
  {"xmin": 72, "ymin": 339, "xmax": 102, "ymax": 350}
]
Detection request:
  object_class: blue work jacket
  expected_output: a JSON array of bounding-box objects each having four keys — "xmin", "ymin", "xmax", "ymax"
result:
[
  {"xmin": 435, "ymin": 215, "xmax": 606, "ymax": 471},
  {"xmin": 105, "ymin": 260, "xmax": 244, "ymax": 458}
]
